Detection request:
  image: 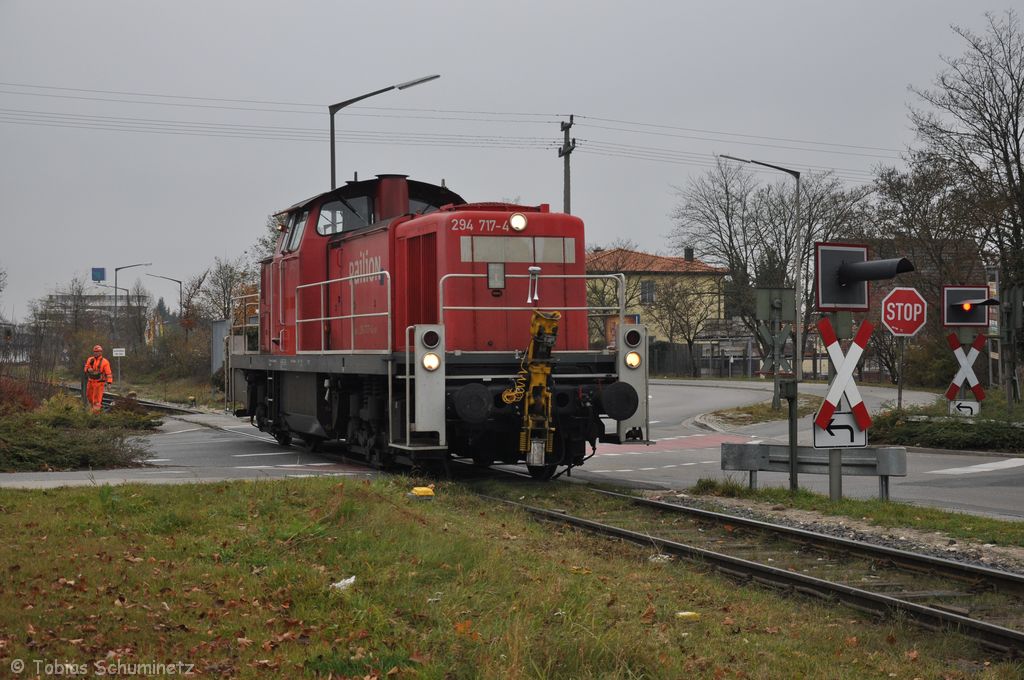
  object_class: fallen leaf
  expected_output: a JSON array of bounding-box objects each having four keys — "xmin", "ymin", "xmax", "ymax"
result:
[
  {"xmin": 640, "ymin": 604, "xmax": 656, "ymax": 624},
  {"xmin": 906, "ymin": 649, "xmax": 919, "ymax": 661},
  {"xmin": 237, "ymin": 637, "xmax": 253, "ymax": 648},
  {"xmin": 845, "ymin": 636, "xmax": 859, "ymax": 647}
]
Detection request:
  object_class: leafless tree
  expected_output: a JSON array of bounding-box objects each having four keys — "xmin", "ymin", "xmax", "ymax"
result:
[
  {"xmin": 910, "ymin": 10, "xmax": 1024, "ymax": 286},
  {"xmin": 200, "ymin": 255, "xmax": 255, "ymax": 321},
  {"xmin": 642, "ymin": 277, "xmax": 720, "ymax": 376},
  {"xmin": 122, "ymin": 280, "xmax": 152, "ymax": 350},
  {"xmin": 181, "ymin": 270, "xmax": 208, "ymax": 345},
  {"xmin": 248, "ymin": 214, "xmax": 284, "ymax": 266},
  {"xmin": 670, "ymin": 160, "xmax": 871, "ymax": 359}
]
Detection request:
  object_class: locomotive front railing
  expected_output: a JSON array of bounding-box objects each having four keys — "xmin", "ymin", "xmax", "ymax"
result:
[
  {"xmin": 295, "ymin": 271, "xmax": 392, "ymax": 354},
  {"xmin": 229, "ymin": 293, "xmax": 260, "ymax": 354},
  {"xmin": 437, "ymin": 272, "xmax": 626, "ymax": 351}
]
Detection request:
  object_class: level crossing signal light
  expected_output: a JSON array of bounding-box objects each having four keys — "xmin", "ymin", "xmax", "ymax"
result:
[
  {"xmin": 943, "ymin": 285, "xmax": 999, "ymax": 327},
  {"xmin": 815, "ymin": 243, "xmax": 914, "ymax": 312}
]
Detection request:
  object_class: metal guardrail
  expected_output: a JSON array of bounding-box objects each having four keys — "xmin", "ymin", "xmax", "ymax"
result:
[
  {"xmin": 295, "ymin": 271, "xmax": 392, "ymax": 354},
  {"xmin": 721, "ymin": 442, "xmax": 907, "ymax": 501}
]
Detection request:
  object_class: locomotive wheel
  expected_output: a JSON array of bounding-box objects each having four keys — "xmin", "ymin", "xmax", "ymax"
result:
[
  {"xmin": 301, "ymin": 436, "xmax": 322, "ymax": 453},
  {"xmin": 527, "ymin": 464, "xmax": 556, "ymax": 481},
  {"xmin": 274, "ymin": 430, "xmax": 292, "ymax": 447}
]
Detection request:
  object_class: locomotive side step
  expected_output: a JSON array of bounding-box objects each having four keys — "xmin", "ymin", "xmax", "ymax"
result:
[{"xmin": 390, "ymin": 443, "xmax": 448, "ymax": 451}]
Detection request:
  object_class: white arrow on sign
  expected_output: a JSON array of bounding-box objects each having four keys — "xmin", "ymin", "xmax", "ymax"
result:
[
  {"xmin": 948, "ymin": 400, "xmax": 980, "ymax": 417},
  {"xmin": 813, "ymin": 411, "xmax": 868, "ymax": 449}
]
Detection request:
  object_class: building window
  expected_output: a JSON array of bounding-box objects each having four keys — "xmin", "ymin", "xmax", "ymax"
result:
[{"xmin": 640, "ymin": 280, "xmax": 656, "ymax": 304}]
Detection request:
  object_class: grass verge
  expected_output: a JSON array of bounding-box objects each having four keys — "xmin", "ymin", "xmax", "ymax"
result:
[
  {"xmin": 711, "ymin": 395, "xmax": 822, "ymax": 426},
  {"xmin": 0, "ymin": 393, "xmax": 159, "ymax": 472},
  {"xmin": 691, "ymin": 478, "xmax": 1024, "ymax": 547},
  {"xmin": 0, "ymin": 476, "xmax": 1018, "ymax": 678}
]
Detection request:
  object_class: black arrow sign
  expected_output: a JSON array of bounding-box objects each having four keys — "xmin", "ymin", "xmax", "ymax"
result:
[
  {"xmin": 955, "ymin": 402, "xmax": 977, "ymax": 415},
  {"xmin": 825, "ymin": 419, "xmax": 856, "ymax": 442}
]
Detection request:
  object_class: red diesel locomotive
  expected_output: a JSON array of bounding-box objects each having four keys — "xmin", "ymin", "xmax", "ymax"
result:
[{"xmin": 230, "ymin": 174, "xmax": 649, "ymax": 478}]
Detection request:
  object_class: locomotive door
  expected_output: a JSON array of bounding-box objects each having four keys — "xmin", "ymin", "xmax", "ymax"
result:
[
  {"xmin": 403, "ymin": 233, "xmax": 438, "ymax": 327},
  {"xmin": 276, "ymin": 210, "xmax": 308, "ymax": 354}
]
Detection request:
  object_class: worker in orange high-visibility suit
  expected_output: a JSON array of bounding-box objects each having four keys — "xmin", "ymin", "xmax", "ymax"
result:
[{"xmin": 84, "ymin": 344, "xmax": 113, "ymax": 412}]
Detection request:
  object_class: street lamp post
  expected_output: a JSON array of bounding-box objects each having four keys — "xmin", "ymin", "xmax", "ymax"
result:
[
  {"xmin": 721, "ymin": 154, "xmax": 802, "ymax": 493},
  {"xmin": 329, "ymin": 75, "xmax": 440, "ymax": 190},
  {"xmin": 146, "ymin": 273, "xmax": 183, "ymax": 317},
  {"xmin": 97, "ymin": 283, "xmax": 130, "ymax": 385},
  {"xmin": 113, "ymin": 262, "xmax": 151, "ymax": 345},
  {"xmin": 720, "ymin": 155, "xmax": 803, "ymax": 380}
]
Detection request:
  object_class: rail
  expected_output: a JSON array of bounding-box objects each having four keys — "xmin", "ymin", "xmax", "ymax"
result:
[
  {"xmin": 438, "ymin": 272, "xmax": 626, "ymax": 352},
  {"xmin": 295, "ymin": 271, "xmax": 392, "ymax": 354}
]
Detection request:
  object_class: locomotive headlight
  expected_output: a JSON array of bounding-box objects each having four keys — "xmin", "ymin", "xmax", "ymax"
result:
[
  {"xmin": 624, "ymin": 351, "xmax": 642, "ymax": 369},
  {"xmin": 422, "ymin": 352, "xmax": 441, "ymax": 372},
  {"xmin": 509, "ymin": 212, "xmax": 528, "ymax": 231}
]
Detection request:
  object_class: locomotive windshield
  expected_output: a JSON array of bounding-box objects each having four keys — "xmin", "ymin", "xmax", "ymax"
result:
[{"xmin": 317, "ymin": 197, "xmax": 373, "ymax": 235}]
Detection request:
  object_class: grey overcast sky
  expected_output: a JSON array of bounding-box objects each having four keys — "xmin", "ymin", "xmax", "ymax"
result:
[{"xmin": 0, "ymin": 1, "xmax": 1012, "ymax": 320}]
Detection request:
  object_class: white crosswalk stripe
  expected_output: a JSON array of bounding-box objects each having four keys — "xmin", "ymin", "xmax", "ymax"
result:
[{"xmin": 928, "ymin": 458, "xmax": 1024, "ymax": 475}]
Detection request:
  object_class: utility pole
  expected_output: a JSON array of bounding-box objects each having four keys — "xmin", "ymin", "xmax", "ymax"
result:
[{"xmin": 558, "ymin": 115, "xmax": 576, "ymax": 214}]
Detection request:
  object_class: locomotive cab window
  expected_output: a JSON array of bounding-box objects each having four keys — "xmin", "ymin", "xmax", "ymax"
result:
[
  {"xmin": 409, "ymin": 198, "xmax": 440, "ymax": 215},
  {"xmin": 317, "ymin": 197, "xmax": 373, "ymax": 236},
  {"xmin": 283, "ymin": 210, "xmax": 309, "ymax": 253}
]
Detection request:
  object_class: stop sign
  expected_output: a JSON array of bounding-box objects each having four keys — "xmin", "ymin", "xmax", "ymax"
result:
[{"xmin": 881, "ymin": 287, "xmax": 927, "ymax": 336}]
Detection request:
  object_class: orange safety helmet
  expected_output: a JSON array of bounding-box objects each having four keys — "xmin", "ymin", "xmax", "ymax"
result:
[{"xmin": 93, "ymin": 345, "xmax": 103, "ymax": 353}]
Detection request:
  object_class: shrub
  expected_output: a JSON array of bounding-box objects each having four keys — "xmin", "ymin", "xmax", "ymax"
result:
[
  {"xmin": 0, "ymin": 377, "xmax": 37, "ymax": 415},
  {"xmin": 0, "ymin": 392, "xmax": 161, "ymax": 471},
  {"xmin": 872, "ymin": 408, "xmax": 1024, "ymax": 452}
]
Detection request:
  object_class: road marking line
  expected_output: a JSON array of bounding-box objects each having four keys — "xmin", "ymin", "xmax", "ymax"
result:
[
  {"xmin": 235, "ymin": 465, "xmax": 277, "ymax": 469},
  {"xmin": 142, "ymin": 470, "xmax": 188, "ymax": 474},
  {"xmin": 154, "ymin": 427, "xmax": 205, "ymax": 435},
  {"xmin": 233, "ymin": 452, "xmax": 299, "ymax": 458},
  {"xmin": 147, "ymin": 458, "xmax": 171, "ymax": 463},
  {"xmin": 928, "ymin": 459, "xmax": 1024, "ymax": 475}
]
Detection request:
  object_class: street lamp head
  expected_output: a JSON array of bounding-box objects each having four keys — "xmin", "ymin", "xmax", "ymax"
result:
[
  {"xmin": 719, "ymin": 154, "xmax": 751, "ymax": 164},
  {"xmin": 329, "ymin": 74, "xmax": 441, "ymax": 190},
  {"xmin": 397, "ymin": 74, "xmax": 440, "ymax": 90}
]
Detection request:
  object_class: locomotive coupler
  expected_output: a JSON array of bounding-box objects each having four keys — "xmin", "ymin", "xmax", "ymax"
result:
[{"xmin": 503, "ymin": 310, "xmax": 561, "ymax": 463}]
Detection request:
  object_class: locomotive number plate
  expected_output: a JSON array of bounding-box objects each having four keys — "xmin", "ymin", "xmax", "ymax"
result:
[{"xmin": 450, "ymin": 218, "xmax": 512, "ymax": 232}]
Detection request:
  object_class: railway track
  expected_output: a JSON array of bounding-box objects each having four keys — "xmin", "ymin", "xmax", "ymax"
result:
[
  {"xmin": 473, "ymin": 483, "xmax": 1024, "ymax": 655},
  {"xmin": 62, "ymin": 383, "xmax": 199, "ymax": 415}
]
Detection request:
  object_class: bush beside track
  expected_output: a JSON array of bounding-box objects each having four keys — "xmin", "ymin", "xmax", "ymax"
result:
[{"xmin": 0, "ymin": 389, "xmax": 160, "ymax": 472}]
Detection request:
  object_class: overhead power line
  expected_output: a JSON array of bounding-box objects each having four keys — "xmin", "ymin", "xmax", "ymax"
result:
[
  {"xmin": 0, "ymin": 81, "xmax": 903, "ymax": 156},
  {"xmin": 0, "ymin": 82, "xmax": 901, "ymax": 182}
]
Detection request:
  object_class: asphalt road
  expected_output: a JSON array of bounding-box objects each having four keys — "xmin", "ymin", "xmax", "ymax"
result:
[{"xmin": 0, "ymin": 379, "xmax": 1021, "ymax": 520}]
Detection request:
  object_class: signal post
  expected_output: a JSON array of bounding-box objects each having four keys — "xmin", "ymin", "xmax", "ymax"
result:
[
  {"xmin": 880, "ymin": 287, "xmax": 927, "ymax": 410},
  {"xmin": 811, "ymin": 243, "xmax": 914, "ymax": 499},
  {"xmin": 943, "ymin": 286, "xmax": 999, "ymax": 417}
]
